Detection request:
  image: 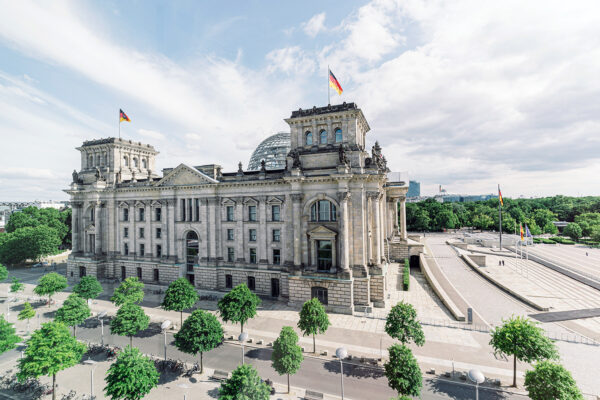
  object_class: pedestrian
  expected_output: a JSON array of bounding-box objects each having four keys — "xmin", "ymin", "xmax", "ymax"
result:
[
  {"xmin": 586, "ymin": 252, "xmax": 588, "ymax": 256},
  {"xmin": 502, "ymin": 260, "xmax": 505, "ymax": 266}
]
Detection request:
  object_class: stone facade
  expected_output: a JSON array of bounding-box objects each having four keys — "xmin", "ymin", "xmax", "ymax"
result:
[{"xmin": 66, "ymin": 103, "xmax": 410, "ymax": 314}]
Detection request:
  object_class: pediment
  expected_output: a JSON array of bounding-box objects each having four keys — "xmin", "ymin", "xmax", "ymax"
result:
[
  {"xmin": 150, "ymin": 200, "xmax": 163, "ymax": 208},
  {"xmin": 243, "ymin": 197, "xmax": 258, "ymax": 205},
  {"xmin": 154, "ymin": 164, "xmax": 219, "ymax": 187},
  {"xmin": 307, "ymin": 225, "xmax": 337, "ymax": 237},
  {"xmin": 267, "ymin": 196, "xmax": 283, "ymax": 205},
  {"xmin": 221, "ymin": 198, "xmax": 236, "ymax": 206},
  {"xmin": 118, "ymin": 201, "xmax": 129, "ymax": 208}
]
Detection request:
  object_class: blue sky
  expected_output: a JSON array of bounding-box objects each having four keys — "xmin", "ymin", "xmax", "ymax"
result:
[{"xmin": 0, "ymin": 0, "xmax": 599, "ymax": 201}]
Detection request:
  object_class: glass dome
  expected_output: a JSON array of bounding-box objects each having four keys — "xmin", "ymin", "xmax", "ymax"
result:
[{"xmin": 247, "ymin": 132, "xmax": 291, "ymax": 171}]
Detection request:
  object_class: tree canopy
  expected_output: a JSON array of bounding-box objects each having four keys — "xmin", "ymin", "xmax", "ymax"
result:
[
  {"xmin": 110, "ymin": 302, "xmax": 149, "ymax": 347},
  {"xmin": 5, "ymin": 206, "xmax": 71, "ymax": 247},
  {"xmin": 0, "ymin": 315, "xmax": 20, "ymax": 354},
  {"xmin": 55, "ymin": 294, "xmax": 91, "ymax": 337},
  {"xmin": 104, "ymin": 346, "xmax": 159, "ymax": 400},
  {"xmin": 73, "ymin": 275, "xmax": 103, "ymax": 300},
  {"xmin": 33, "ymin": 272, "xmax": 68, "ymax": 303},
  {"xmin": 297, "ymin": 297, "xmax": 330, "ymax": 353},
  {"xmin": 18, "ymin": 302, "xmax": 36, "ymax": 322},
  {"xmin": 524, "ymin": 361, "xmax": 583, "ymax": 400},
  {"xmin": 0, "ymin": 225, "xmax": 62, "ymax": 265},
  {"xmin": 217, "ymin": 283, "xmax": 261, "ymax": 333},
  {"xmin": 174, "ymin": 309, "xmax": 223, "ymax": 373},
  {"xmin": 162, "ymin": 277, "xmax": 198, "ymax": 327},
  {"xmin": 218, "ymin": 364, "xmax": 271, "ymax": 400},
  {"xmin": 271, "ymin": 326, "xmax": 303, "ymax": 394},
  {"xmin": 490, "ymin": 316, "xmax": 559, "ymax": 387},
  {"xmin": 111, "ymin": 277, "xmax": 145, "ymax": 306},
  {"xmin": 0, "ymin": 263, "xmax": 7, "ymax": 281},
  {"xmin": 385, "ymin": 301, "xmax": 425, "ymax": 346},
  {"xmin": 384, "ymin": 344, "xmax": 422, "ymax": 398},
  {"xmin": 10, "ymin": 277, "xmax": 24, "ymax": 293}
]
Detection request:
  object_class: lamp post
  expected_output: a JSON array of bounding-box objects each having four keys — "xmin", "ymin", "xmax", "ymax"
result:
[
  {"xmin": 177, "ymin": 383, "xmax": 190, "ymax": 400},
  {"xmin": 16, "ymin": 342, "xmax": 27, "ymax": 359},
  {"xmin": 6, "ymin": 297, "xmax": 14, "ymax": 320},
  {"xmin": 468, "ymin": 369, "xmax": 485, "ymax": 400},
  {"xmin": 84, "ymin": 359, "xmax": 98, "ymax": 399},
  {"xmin": 238, "ymin": 332, "xmax": 248, "ymax": 365},
  {"xmin": 97, "ymin": 311, "xmax": 107, "ymax": 346},
  {"xmin": 336, "ymin": 347, "xmax": 348, "ymax": 400},
  {"xmin": 161, "ymin": 320, "xmax": 172, "ymax": 361}
]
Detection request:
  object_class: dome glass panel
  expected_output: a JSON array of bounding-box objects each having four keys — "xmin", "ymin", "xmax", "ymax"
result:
[{"xmin": 247, "ymin": 132, "xmax": 291, "ymax": 171}]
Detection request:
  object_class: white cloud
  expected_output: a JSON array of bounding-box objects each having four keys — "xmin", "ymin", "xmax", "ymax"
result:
[
  {"xmin": 137, "ymin": 129, "xmax": 165, "ymax": 141},
  {"xmin": 266, "ymin": 46, "xmax": 316, "ymax": 75},
  {"xmin": 302, "ymin": 12, "xmax": 326, "ymax": 37}
]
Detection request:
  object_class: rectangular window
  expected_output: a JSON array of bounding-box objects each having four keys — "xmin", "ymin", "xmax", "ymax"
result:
[
  {"xmin": 123, "ymin": 243, "xmax": 129, "ymax": 255},
  {"xmin": 272, "ymin": 205, "xmax": 280, "ymax": 221},
  {"xmin": 121, "ymin": 266, "xmax": 126, "ymax": 280},
  {"xmin": 137, "ymin": 267, "xmax": 142, "ymax": 280},
  {"xmin": 123, "ymin": 208, "xmax": 129, "ymax": 221},
  {"xmin": 273, "ymin": 249, "xmax": 281, "ymax": 265},
  {"xmin": 318, "ymin": 200, "xmax": 330, "ymax": 222},
  {"xmin": 248, "ymin": 205, "xmax": 257, "ymax": 221},
  {"xmin": 247, "ymin": 276, "xmax": 256, "ymax": 291},
  {"xmin": 139, "ymin": 227, "xmax": 145, "ymax": 238},
  {"xmin": 249, "ymin": 229, "xmax": 257, "ymax": 242},
  {"xmin": 225, "ymin": 274, "xmax": 233, "ymax": 289},
  {"xmin": 79, "ymin": 266, "xmax": 86, "ymax": 278},
  {"xmin": 155, "ymin": 207, "xmax": 162, "ymax": 222},
  {"xmin": 139, "ymin": 208, "xmax": 145, "ymax": 222},
  {"xmin": 227, "ymin": 247, "xmax": 235, "ymax": 262},
  {"xmin": 195, "ymin": 199, "xmax": 200, "ymax": 221},
  {"xmin": 312, "ymin": 287, "xmax": 328, "ymax": 305},
  {"xmin": 90, "ymin": 208, "xmax": 95, "ymax": 222},
  {"xmin": 187, "ymin": 199, "xmax": 193, "ymax": 221},
  {"xmin": 317, "ymin": 240, "xmax": 332, "ymax": 271},
  {"xmin": 156, "ymin": 227, "xmax": 162, "ymax": 239},
  {"xmin": 249, "ymin": 248, "xmax": 257, "ymax": 264},
  {"xmin": 227, "ymin": 229, "xmax": 234, "ymax": 241},
  {"xmin": 153, "ymin": 269, "xmax": 159, "ymax": 282},
  {"xmin": 123, "ymin": 227, "xmax": 129, "ymax": 238},
  {"xmin": 139, "ymin": 243, "xmax": 145, "ymax": 256},
  {"xmin": 181, "ymin": 199, "xmax": 186, "ymax": 221},
  {"xmin": 272, "ymin": 229, "xmax": 281, "ymax": 242},
  {"xmin": 156, "ymin": 244, "xmax": 162, "ymax": 258},
  {"xmin": 226, "ymin": 206, "xmax": 234, "ymax": 221}
]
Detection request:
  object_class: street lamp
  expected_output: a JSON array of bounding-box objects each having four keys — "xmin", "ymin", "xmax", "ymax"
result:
[
  {"xmin": 16, "ymin": 342, "xmax": 27, "ymax": 359},
  {"xmin": 161, "ymin": 320, "xmax": 172, "ymax": 361},
  {"xmin": 97, "ymin": 311, "xmax": 107, "ymax": 346},
  {"xmin": 177, "ymin": 383, "xmax": 190, "ymax": 400},
  {"xmin": 238, "ymin": 332, "xmax": 248, "ymax": 365},
  {"xmin": 336, "ymin": 347, "xmax": 348, "ymax": 400},
  {"xmin": 6, "ymin": 297, "xmax": 14, "ymax": 320},
  {"xmin": 84, "ymin": 359, "xmax": 98, "ymax": 399},
  {"xmin": 468, "ymin": 369, "xmax": 485, "ymax": 400}
]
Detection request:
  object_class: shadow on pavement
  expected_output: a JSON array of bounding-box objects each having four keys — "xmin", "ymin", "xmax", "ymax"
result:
[
  {"xmin": 207, "ymin": 387, "xmax": 219, "ymax": 398},
  {"xmin": 246, "ymin": 348, "xmax": 272, "ymax": 361},
  {"xmin": 428, "ymin": 378, "xmax": 512, "ymax": 400},
  {"xmin": 322, "ymin": 360, "xmax": 385, "ymax": 379},
  {"xmin": 134, "ymin": 322, "xmax": 162, "ymax": 339}
]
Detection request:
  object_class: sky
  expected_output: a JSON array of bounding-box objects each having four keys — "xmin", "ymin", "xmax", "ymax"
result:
[{"xmin": 0, "ymin": 0, "xmax": 599, "ymax": 201}]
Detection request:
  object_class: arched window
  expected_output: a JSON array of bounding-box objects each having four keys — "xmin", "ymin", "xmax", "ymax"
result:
[
  {"xmin": 89, "ymin": 155, "xmax": 94, "ymax": 167},
  {"xmin": 305, "ymin": 131, "xmax": 313, "ymax": 146},
  {"xmin": 319, "ymin": 129, "xmax": 327, "ymax": 144},
  {"xmin": 133, "ymin": 157, "xmax": 139, "ymax": 168},
  {"xmin": 310, "ymin": 200, "xmax": 337, "ymax": 222},
  {"xmin": 142, "ymin": 158, "xmax": 147, "ymax": 169},
  {"xmin": 124, "ymin": 156, "xmax": 129, "ymax": 167},
  {"xmin": 102, "ymin": 153, "xmax": 107, "ymax": 165},
  {"xmin": 335, "ymin": 128, "xmax": 342, "ymax": 143},
  {"xmin": 186, "ymin": 231, "xmax": 199, "ymax": 271}
]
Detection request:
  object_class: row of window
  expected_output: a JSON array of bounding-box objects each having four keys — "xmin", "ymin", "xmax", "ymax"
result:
[
  {"xmin": 225, "ymin": 204, "xmax": 280, "ymax": 222},
  {"xmin": 225, "ymin": 247, "xmax": 281, "ymax": 264},
  {"xmin": 305, "ymin": 128, "xmax": 343, "ymax": 146},
  {"xmin": 226, "ymin": 228, "xmax": 280, "ymax": 242},
  {"xmin": 122, "ymin": 243, "xmax": 162, "ymax": 258},
  {"xmin": 122, "ymin": 155, "xmax": 148, "ymax": 169},
  {"xmin": 223, "ymin": 275, "xmax": 282, "ymax": 297},
  {"xmin": 121, "ymin": 207, "xmax": 161, "ymax": 222},
  {"xmin": 124, "ymin": 227, "xmax": 162, "ymax": 239}
]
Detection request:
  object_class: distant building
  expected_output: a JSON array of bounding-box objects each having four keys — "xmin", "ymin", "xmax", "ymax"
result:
[
  {"xmin": 435, "ymin": 194, "xmax": 496, "ymax": 203},
  {"xmin": 407, "ymin": 180, "xmax": 420, "ymax": 198}
]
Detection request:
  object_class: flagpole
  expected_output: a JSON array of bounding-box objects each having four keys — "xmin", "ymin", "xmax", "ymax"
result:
[
  {"xmin": 327, "ymin": 65, "xmax": 331, "ymax": 105},
  {"xmin": 498, "ymin": 189, "xmax": 502, "ymax": 250}
]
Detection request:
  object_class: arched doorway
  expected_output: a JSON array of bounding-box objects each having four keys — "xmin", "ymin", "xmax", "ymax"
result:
[{"xmin": 185, "ymin": 231, "xmax": 199, "ymax": 285}]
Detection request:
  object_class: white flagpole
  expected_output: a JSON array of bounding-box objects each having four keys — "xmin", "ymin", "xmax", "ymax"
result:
[{"xmin": 327, "ymin": 66, "xmax": 331, "ymax": 105}]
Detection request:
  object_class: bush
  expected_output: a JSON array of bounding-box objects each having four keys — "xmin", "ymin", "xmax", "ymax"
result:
[
  {"xmin": 541, "ymin": 239, "xmax": 555, "ymax": 244},
  {"xmin": 532, "ymin": 238, "xmax": 541, "ymax": 244},
  {"xmin": 403, "ymin": 259, "xmax": 410, "ymax": 291}
]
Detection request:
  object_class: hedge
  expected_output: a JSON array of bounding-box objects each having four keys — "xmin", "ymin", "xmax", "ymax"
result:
[{"xmin": 403, "ymin": 258, "xmax": 410, "ymax": 291}]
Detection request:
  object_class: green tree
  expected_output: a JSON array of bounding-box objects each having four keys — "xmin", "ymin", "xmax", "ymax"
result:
[
  {"xmin": 0, "ymin": 263, "xmax": 7, "ymax": 281},
  {"xmin": 174, "ymin": 309, "xmax": 223, "ymax": 374},
  {"xmin": 0, "ymin": 225, "xmax": 62, "ymax": 265},
  {"xmin": 218, "ymin": 364, "xmax": 270, "ymax": 400},
  {"xmin": 590, "ymin": 226, "xmax": 600, "ymax": 243},
  {"xmin": 17, "ymin": 321, "xmax": 85, "ymax": 400},
  {"xmin": 563, "ymin": 223, "xmax": 582, "ymax": 242},
  {"xmin": 271, "ymin": 326, "xmax": 303, "ymax": 393},
  {"xmin": 104, "ymin": 346, "xmax": 159, "ymax": 400},
  {"xmin": 110, "ymin": 302, "xmax": 150, "ymax": 347},
  {"xmin": 490, "ymin": 316, "xmax": 558, "ymax": 387},
  {"xmin": 33, "ymin": 272, "xmax": 68, "ymax": 306},
  {"xmin": 0, "ymin": 315, "xmax": 20, "ymax": 354},
  {"xmin": 524, "ymin": 361, "xmax": 583, "ymax": 400},
  {"xmin": 433, "ymin": 209, "xmax": 459, "ymax": 230},
  {"xmin": 111, "ymin": 277, "xmax": 145, "ymax": 306},
  {"xmin": 543, "ymin": 221, "xmax": 559, "ymax": 235},
  {"xmin": 217, "ymin": 283, "xmax": 261, "ymax": 333},
  {"xmin": 55, "ymin": 294, "xmax": 91, "ymax": 337},
  {"xmin": 162, "ymin": 277, "xmax": 199, "ymax": 327},
  {"xmin": 297, "ymin": 297, "xmax": 330, "ymax": 353},
  {"xmin": 73, "ymin": 275, "xmax": 103, "ymax": 300},
  {"xmin": 533, "ymin": 209, "xmax": 557, "ymax": 230},
  {"xmin": 6, "ymin": 206, "xmax": 70, "ymax": 246},
  {"xmin": 384, "ymin": 344, "xmax": 422, "ymax": 398},
  {"xmin": 10, "ymin": 277, "xmax": 24, "ymax": 294},
  {"xmin": 385, "ymin": 301, "xmax": 425, "ymax": 346},
  {"xmin": 17, "ymin": 302, "xmax": 36, "ymax": 334},
  {"xmin": 472, "ymin": 214, "xmax": 493, "ymax": 230}
]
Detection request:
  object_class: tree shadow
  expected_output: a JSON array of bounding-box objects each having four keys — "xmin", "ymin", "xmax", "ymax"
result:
[
  {"xmin": 245, "ymin": 348, "xmax": 272, "ymax": 361},
  {"xmin": 207, "ymin": 387, "xmax": 220, "ymax": 398},
  {"xmin": 133, "ymin": 322, "xmax": 162, "ymax": 339},
  {"xmin": 158, "ymin": 369, "xmax": 181, "ymax": 385},
  {"xmin": 42, "ymin": 310, "xmax": 56, "ymax": 319},
  {"xmin": 428, "ymin": 378, "xmax": 510, "ymax": 400},
  {"xmin": 322, "ymin": 359, "xmax": 385, "ymax": 379}
]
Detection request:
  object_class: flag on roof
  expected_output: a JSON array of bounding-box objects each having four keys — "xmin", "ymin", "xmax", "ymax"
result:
[
  {"xmin": 119, "ymin": 109, "xmax": 131, "ymax": 123},
  {"xmin": 329, "ymin": 69, "xmax": 343, "ymax": 95}
]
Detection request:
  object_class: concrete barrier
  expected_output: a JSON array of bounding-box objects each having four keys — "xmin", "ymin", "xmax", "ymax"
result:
[{"xmin": 419, "ymin": 253, "xmax": 466, "ymax": 321}]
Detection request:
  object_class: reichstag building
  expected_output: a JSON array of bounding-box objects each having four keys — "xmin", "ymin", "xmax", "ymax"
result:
[{"xmin": 66, "ymin": 103, "xmax": 414, "ymax": 314}]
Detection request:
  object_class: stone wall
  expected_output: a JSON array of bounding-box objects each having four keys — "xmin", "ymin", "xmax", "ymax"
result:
[
  {"xmin": 288, "ymin": 275, "xmax": 353, "ymax": 314},
  {"xmin": 353, "ymin": 277, "xmax": 370, "ymax": 305},
  {"xmin": 369, "ymin": 274, "xmax": 385, "ymax": 307},
  {"xmin": 388, "ymin": 242, "xmax": 409, "ymax": 261}
]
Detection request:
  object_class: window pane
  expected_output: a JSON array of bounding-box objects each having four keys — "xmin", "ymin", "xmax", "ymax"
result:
[
  {"xmin": 272, "ymin": 205, "xmax": 280, "ymax": 221},
  {"xmin": 319, "ymin": 200, "xmax": 330, "ymax": 221},
  {"xmin": 335, "ymin": 128, "xmax": 342, "ymax": 142},
  {"xmin": 320, "ymin": 130, "xmax": 327, "ymax": 144},
  {"xmin": 306, "ymin": 131, "xmax": 313, "ymax": 145}
]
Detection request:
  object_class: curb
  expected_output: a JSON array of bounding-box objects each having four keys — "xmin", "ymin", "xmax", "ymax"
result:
[{"xmin": 419, "ymin": 253, "xmax": 466, "ymax": 321}]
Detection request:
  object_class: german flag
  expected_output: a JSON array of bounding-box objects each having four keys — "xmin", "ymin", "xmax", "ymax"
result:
[
  {"xmin": 520, "ymin": 223, "xmax": 524, "ymax": 241},
  {"xmin": 498, "ymin": 185, "xmax": 504, "ymax": 207},
  {"xmin": 119, "ymin": 109, "xmax": 131, "ymax": 123},
  {"xmin": 329, "ymin": 69, "xmax": 343, "ymax": 95}
]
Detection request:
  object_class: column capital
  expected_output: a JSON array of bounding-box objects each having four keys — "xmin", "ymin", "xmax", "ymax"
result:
[
  {"xmin": 367, "ymin": 191, "xmax": 381, "ymax": 200},
  {"xmin": 71, "ymin": 201, "xmax": 84, "ymax": 208},
  {"xmin": 337, "ymin": 191, "xmax": 351, "ymax": 202},
  {"xmin": 291, "ymin": 193, "xmax": 304, "ymax": 202}
]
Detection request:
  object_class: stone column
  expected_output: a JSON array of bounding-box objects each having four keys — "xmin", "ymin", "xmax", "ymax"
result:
[
  {"xmin": 366, "ymin": 196, "xmax": 372, "ymax": 263},
  {"xmin": 71, "ymin": 202, "xmax": 81, "ymax": 253},
  {"xmin": 258, "ymin": 197, "xmax": 268, "ymax": 264},
  {"xmin": 338, "ymin": 191, "xmax": 350, "ymax": 271},
  {"xmin": 167, "ymin": 199, "xmax": 176, "ymax": 258},
  {"xmin": 370, "ymin": 193, "xmax": 381, "ymax": 265},
  {"xmin": 94, "ymin": 202, "xmax": 102, "ymax": 255},
  {"xmin": 207, "ymin": 198, "xmax": 217, "ymax": 262},
  {"xmin": 291, "ymin": 194, "xmax": 303, "ymax": 266},
  {"xmin": 107, "ymin": 199, "xmax": 115, "ymax": 256},
  {"xmin": 145, "ymin": 202, "xmax": 151, "ymax": 258},
  {"xmin": 161, "ymin": 201, "xmax": 168, "ymax": 258},
  {"xmin": 215, "ymin": 198, "xmax": 222, "ymax": 261},
  {"xmin": 235, "ymin": 199, "xmax": 244, "ymax": 262},
  {"xmin": 399, "ymin": 195, "xmax": 407, "ymax": 240}
]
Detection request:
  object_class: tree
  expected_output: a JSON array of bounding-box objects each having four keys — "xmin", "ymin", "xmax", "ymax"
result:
[
  {"xmin": 271, "ymin": 326, "xmax": 303, "ymax": 393},
  {"xmin": 297, "ymin": 297, "xmax": 330, "ymax": 353},
  {"xmin": 590, "ymin": 226, "xmax": 600, "ymax": 243},
  {"xmin": 162, "ymin": 277, "xmax": 199, "ymax": 327},
  {"xmin": 524, "ymin": 361, "xmax": 583, "ymax": 400},
  {"xmin": 110, "ymin": 302, "xmax": 149, "ymax": 347},
  {"xmin": 0, "ymin": 263, "xmax": 7, "ymax": 281},
  {"xmin": 533, "ymin": 209, "xmax": 557, "ymax": 230},
  {"xmin": 17, "ymin": 302, "xmax": 36, "ymax": 334},
  {"xmin": 218, "ymin": 364, "xmax": 271, "ymax": 400},
  {"xmin": 217, "ymin": 283, "xmax": 261, "ymax": 333},
  {"xmin": 0, "ymin": 225, "xmax": 62, "ymax": 265},
  {"xmin": 111, "ymin": 277, "xmax": 144, "ymax": 306},
  {"xmin": 489, "ymin": 316, "xmax": 558, "ymax": 387},
  {"xmin": 10, "ymin": 277, "xmax": 24, "ymax": 294},
  {"xmin": 17, "ymin": 321, "xmax": 85, "ymax": 400},
  {"xmin": 472, "ymin": 214, "xmax": 493, "ymax": 230},
  {"xmin": 385, "ymin": 301, "xmax": 425, "ymax": 346},
  {"xmin": 5, "ymin": 206, "xmax": 70, "ymax": 246},
  {"xmin": 563, "ymin": 223, "xmax": 582, "ymax": 242},
  {"xmin": 73, "ymin": 275, "xmax": 103, "ymax": 300},
  {"xmin": 174, "ymin": 309, "xmax": 223, "ymax": 374},
  {"xmin": 55, "ymin": 294, "xmax": 90, "ymax": 337},
  {"xmin": 104, "ymin": 346, "xmax": 159, "ymax": 400},
  {"xmin": 33, "ymin": 272, "xmax": 68, "ymax": 306},
  {"xmin": 0, "ymin": 315, "xmax": 20, "ymax": 354},
  {"xmin": 384, "ymin": 344, "xmax": 422, "ymax": 398},
  {"xmin": 543, "ymin": 221, "xmax": 559, "ymax": 235}
]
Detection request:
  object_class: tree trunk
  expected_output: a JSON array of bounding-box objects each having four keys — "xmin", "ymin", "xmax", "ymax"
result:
[
  {"xmin": 241, "ymin": 321, "xmax": 244, "ymax": 333},
  {"xmin": 200, "ymin": 352, "xmax": 203, "ymax": 374},
  {"xmin": 130, "ymin": 336, "xmax": 133, "ymax": 347},
  {"xmin": 27, "ymin": 319, "xmax": 30, "ymax": 334},
  {"xmin": 52, "ymin": 373, "xmax": 56, "ymax": 400},
  {"xmin": 513, "ymin": 354, "xmax": 517, "ymax": 387},
  {"xmin": 73, "ymin": 326, "xmax": 76, "ymax": 337},
  {"xmin": 313, "ymin": 334, "xmax": 316, "ymax": 353},
  {"xmin": 180, "ymin": 311, "xmax": 183, "ymax": 328},
  {"xmin": 287, "ymin": 373, "xmax": 290, "ymax": 394}
]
